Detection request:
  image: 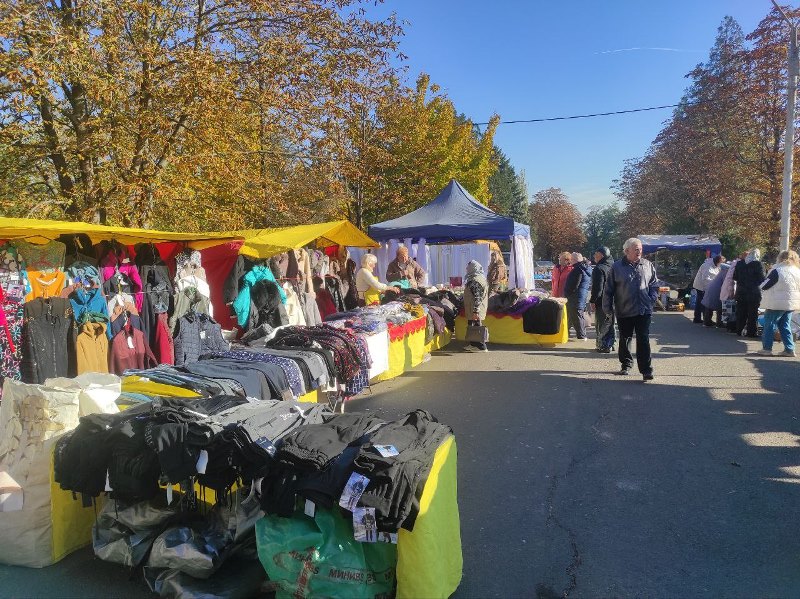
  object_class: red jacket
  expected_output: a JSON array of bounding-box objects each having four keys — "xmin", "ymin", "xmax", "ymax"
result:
[
  {"xmin": 109, "ymin": 324, "xmax": 158, "ymax": 374},
  {"xmin": 551, "ymin": 264, "xmax": 574, "ymax": 298}
]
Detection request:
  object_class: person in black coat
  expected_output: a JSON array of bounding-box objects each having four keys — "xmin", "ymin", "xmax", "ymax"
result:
[
  {"xmin": 563, "ymin": 252, "xmax": 592, "ymax": 340},
  {"xmin": 733, "ymin": 248, "xmax": 766, "ymax": 337},
  {"xmin": 590, "ymin": 247, "xmax": 615, "ymax": 352}
]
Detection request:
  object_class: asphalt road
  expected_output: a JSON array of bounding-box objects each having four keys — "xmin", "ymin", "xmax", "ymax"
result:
[{"xmin": 2, "ymin": 311, "xmax": 800, "ymax": 598}]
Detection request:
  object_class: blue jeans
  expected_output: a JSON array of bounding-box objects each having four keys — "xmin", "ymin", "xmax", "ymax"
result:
[{"xmin": 761, "ymin": 310, "xmax": 795, "ymax": 352}]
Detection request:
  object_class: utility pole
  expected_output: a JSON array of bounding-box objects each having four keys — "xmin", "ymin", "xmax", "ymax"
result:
[{"xmin": 773, "ymin": 0, "xmax": 799, "ymax": 251}]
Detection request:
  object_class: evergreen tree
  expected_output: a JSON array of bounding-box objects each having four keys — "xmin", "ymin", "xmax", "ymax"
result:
[{"xmin": 489, "ymin": 148, "xmax": 528, "ymax": 224}]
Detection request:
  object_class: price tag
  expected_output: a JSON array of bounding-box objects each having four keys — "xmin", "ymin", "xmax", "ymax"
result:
[
  {"xmin": 166, "ymin": 485, "xmax": 173, "ymax": 505},
  {"xmin": 200, "ymin": 331, "xmax": 207, "ymax": 340},
  {"xmin": 374, "ymin": 444, "xmax": 399, "ymax": 457},
  {"xmin": 196, "ymin": 450, "xmax": 208, "ymax": 474},
  {"xmin": 126, "ymin": 335, "xmax": 134, "ymax": 349},
  {"xmin": 339, "ymin": 472, "xmax": 370, "ymax": 512},
  {"xmin": 304, "ymin": 499, "xmax": 316, "ymax": 518}
]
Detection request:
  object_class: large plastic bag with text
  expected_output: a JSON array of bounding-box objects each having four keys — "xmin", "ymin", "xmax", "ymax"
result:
[{"xmin": 255, "ymin": 506, "xmax": 397, "ymax": 599}]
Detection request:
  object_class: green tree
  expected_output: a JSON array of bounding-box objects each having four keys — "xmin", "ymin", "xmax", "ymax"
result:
[
  {"xmin": 489, "ymin": 148, "xmax": 528, "ymax": 224},
  {"xmin": 583, "ymin": 202, "xmax": 625, "ymax": 257}
]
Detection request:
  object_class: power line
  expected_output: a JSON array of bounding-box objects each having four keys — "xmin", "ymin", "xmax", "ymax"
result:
[{"xmin": 476, "ymin": 102, "xmax": 691, "ymax": 126}]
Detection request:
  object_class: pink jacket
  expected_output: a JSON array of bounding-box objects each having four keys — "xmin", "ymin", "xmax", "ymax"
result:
[{"xmin": 101, "ymin": 250, "xmax": 144, "ymax": 312}]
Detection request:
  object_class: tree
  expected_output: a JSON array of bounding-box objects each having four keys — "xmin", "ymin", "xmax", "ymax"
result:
[
  {"xmin": 529, "ymin": 187, "xmax": 586, "ymax": 260},
  {"xmin": 0, "ymin": 0, "xmax": 402, "ymax": 229},
  {"xmin": 583, "ymin": 202, "xmax": 625, "ymax": 257},
  {"xmin": 489, "ymin": 148, "xmax": 528, "ymax": 224},
  {"xmin": 330, "ymin": 73, "xmax": 500, "ymax": 228}
]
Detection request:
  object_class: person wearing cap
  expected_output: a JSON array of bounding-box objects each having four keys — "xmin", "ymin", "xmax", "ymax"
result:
[{"xmin": 590, "ymin": 246, "xmax": 615, "ymax": 352}]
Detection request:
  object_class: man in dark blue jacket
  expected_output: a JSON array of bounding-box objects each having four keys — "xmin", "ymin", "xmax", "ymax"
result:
[
  {"xmin": 563, "ymin": 252, "xmax": 592, "ymax": 339},
  {"xmin": 602, "ymin": 238, "xmax": 660, "ymax": 381}
]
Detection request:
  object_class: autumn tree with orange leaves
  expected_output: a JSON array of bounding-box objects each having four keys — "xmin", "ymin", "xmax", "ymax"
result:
[
  {"xmin": 529, "ymin": 187, "xmax": 586, "ymax": 260},
  {"xmin": 616, "ymin": 8, "xmax": 800, "ymax": 252},
  {"xmin": 0, "ymin": 0, "xmax": 402, "ymax": 230}
]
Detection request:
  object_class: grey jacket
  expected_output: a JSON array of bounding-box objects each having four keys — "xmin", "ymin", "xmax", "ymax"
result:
[
  {"xmin": 463, "ymin": 274, "xmax": 489, "ymax": 320},
  {"xmin": 602, "ymin": 257, "xmax": 659, "ymax": 318}
]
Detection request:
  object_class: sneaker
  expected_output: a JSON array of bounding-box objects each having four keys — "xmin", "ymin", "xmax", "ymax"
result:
[
  {"xmin": 643, "ymin": 373, "xmax": 654, "ymax": 382},
  {"xmin": 756, "ymin": 349, "xmax": 773, "ymax": 356},
  {"xmin": 782, "ymin": 350, "xmax": 796, "ymax": 357},
  {"xmin": 615, "ymin": 368, "xmax": 630, "ymax": 376},
  {"xmin": 464, "ymin": 345, "xmax": 478, "ymax": 352},
  {"xmin": 598, "ymin": 347, "xmax": 612, "ymax": 354}
]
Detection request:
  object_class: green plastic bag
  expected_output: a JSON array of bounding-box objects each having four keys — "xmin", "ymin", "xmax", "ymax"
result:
[{"xmin": 256, "ymin": 506, "xmax": 397, "ymax": 599}]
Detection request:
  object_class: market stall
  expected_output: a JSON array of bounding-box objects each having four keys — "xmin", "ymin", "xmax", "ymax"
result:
[{"xmin": 0, "ymin": 216, "xmax": 462, "ymax": 597}]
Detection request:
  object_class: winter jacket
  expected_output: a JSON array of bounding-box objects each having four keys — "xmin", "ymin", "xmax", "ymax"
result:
[
  {"xmin": 249, "ymin": 279, "xmax": 290, "ymax": 331},
  {"xmin": 760, "ymin": 263, "xmax": 800, "ymax": 311},
  {"xmin": 463, "ymin": 274, "xmax": 489, "ymax": 320},
  {"xmin": 100, "ymin": 250, "xmax": 144, "ymax": 312},
  {"xmin": 173, "ymin": 312, "xmax": 228, "ymax": 367},
  {"xmin": 564, "ymin": 262, "xmax": 592, "ymax": 310},
  {"xmin": 109, "ymin": 325, "xmax": 158, "ymax": 374},
  {"xmin": 701, "ymin": 263, "xmax": 730, "ymax": 311},
  {"xmin": 76, "ymin": 321, "xmax": 109, "ymax": 374},
  {"xmin": 692, "ymin": 258, "xmax": 719, "ymax": 292},
  {"xmin": 21, "ymin": 297, "xmax": 74, "ymax": 383},
  {"xmin": 169, "ymin": 286, "xmax": 211, "ymax": 333},
  {"xmin": 69, "ymin": 287, "xmax": 110, "ymax": 328},
  {"xmin": 551, "ymin": 264, "xmax": 573, "ymax": 298},
  {"xmin": 590, "ymin": 257, "xmax": 613, "ymax": 305},
  {"xmin": 385, "ymin": 259, "xmax": 426, "ymax": 287},
  {"xmin": 733, "ymin": 259, "xmax": 766, "ymax": 302},
  {"xmin": 232, "ymin": 266, "xmax": 286, "ymax": 327},
  {"xmin": 603, "ymin": 257, "xmax": 659, "ymax": 319}
]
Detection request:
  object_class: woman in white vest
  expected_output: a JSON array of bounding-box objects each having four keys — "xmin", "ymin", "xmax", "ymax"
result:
[{"xmin": 757, "ymin": 250, "xmax": 800, "ymax": 357}]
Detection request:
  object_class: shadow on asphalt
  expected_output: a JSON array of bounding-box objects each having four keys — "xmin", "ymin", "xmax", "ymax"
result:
[{"xmin": 349, "ymin": 324, "xmax": 800, "ymax": 597}]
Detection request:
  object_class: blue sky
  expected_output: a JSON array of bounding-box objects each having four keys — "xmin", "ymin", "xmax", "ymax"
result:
[{"xmin": 374, "ymin": 0, "xmax": 769, "ymax": 212}]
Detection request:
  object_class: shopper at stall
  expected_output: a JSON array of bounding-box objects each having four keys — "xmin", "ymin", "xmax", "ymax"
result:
[
  {"xmin": 756, "ymin": 250, "xmax": 800, "ymax": 357},
  {"xmin": 733, "ymin": 248, "xmax": 766, "ymax": 338},
  {"xmin": 551, "ymin": 251, "xmax": 573, "ymax": 298},
  {"xmin": 385, "ymin": 246, "xmax": 426, "ymax": 287},
  {"xmin": 463, "ymin": 260, "xmax": 489, "ymax": 352},
  {"xmin": 487, "ymin": 250, "xmax": 508, "ymax": 293},
  {"xmin": 692, "ymin": 255, "xmax": 722, "ymax": 323},
  {"xmin": 563, "ymin": 252, "xmax": 591, "ymax": 340},
  {"xmin": 603, "ymin": 237, "xmax": 660, "ymax": 381},
  {"xmin": 356, "ymin": 254, "xmax": 399, "ymax": 306},
  {"xmin": 590, "ymin": 246, "xmax": 615, "ymax": 352},
  {"xmin": 701, "ymin": 259, "xmax": 729, "ymax": 327}
]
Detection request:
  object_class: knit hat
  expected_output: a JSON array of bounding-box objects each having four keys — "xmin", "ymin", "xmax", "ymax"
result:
[{"xmin": 594, "ymin": 246, "xmax": 611, "ymax": 259}]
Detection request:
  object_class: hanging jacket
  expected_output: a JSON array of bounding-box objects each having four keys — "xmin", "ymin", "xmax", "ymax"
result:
[
  {"xmin": 170, "ymin": 286, "xmax": 211, "ymax": 333},
  {"xmin": 69, "ymin": 286, "xmax": 110, "ymax": 328},
  {"xmin": 248, "ymin": 279, "xmax": 289, "ymax": 331},
  {"xmin": 21, "ymin": 297, "xmax": 74, "ymax": 383},
  {"xmin": 173, "ymin": 312, "xmax": 228, "ymax": 366},
  {"xmin": 100, "ymin": 248, "xmax": 144, "ymax": 312},
  {"xmin": 109, "ymin": 324, "xmax": 158, "ymax": 374},
  {"xmin": 564, "ymin": 262, "xmax": 592, "ymax": 310},
  {"xmin": 76, "ymin": 321, "xmax": 109, "ymax": 374},
  {"xmin": 232, "ymin": 266, "xmax": 286, "ymax": 327},
  {"xmin": 138, "ymin": 250, "xmax": 173, "ymax": 346},
  {"xmin": 152, "ymin": 312, "xmax": 174, "ymax": 365}
]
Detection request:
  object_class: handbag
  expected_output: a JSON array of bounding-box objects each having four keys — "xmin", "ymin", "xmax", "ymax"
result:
[{"xmin": 465, "ymin": 322, "xmax": 489, "ymax": 344}]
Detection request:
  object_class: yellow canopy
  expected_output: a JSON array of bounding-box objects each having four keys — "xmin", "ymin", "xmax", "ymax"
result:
[
  {"xmin": 0, "ymin": 216, "xmax": 241, "ymax": 248},
  {"xmin": 237, "ymin": 221, "xmax": 378, "ymax": 259}
]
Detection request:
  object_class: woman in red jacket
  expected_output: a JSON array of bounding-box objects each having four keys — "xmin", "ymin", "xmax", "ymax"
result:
[{"xmin": 551, "ymin": 252, "xmax": 574, "ymax": 297}]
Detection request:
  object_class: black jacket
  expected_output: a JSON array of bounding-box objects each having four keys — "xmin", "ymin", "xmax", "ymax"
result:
[
  {"xmin": 590, "ymin": 258, "xmax": 613, "ymax": 305},
  {"xmin": 733, "ymin": 260, "xmax": 766, "ymax": 301}
]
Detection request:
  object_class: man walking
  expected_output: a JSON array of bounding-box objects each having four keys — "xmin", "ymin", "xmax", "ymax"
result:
[
  {"xmin": 603, "ymin": 238, "xmax": 660, "ymax": 381},
  {"xmin": 590, "ymin": 246, "xmax": 615, "ymax": 353}
]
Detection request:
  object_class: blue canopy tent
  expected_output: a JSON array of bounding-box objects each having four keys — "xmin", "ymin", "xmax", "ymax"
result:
[
  {"xmin": 369, "ymin": 179, "xmax": 519, "ymax": 242},
  {"xmin": 639, "ymin": 234, "xmax": 722, "ymax": 255},
  {"xmin": 367, "ymin": 179, "xmax": 534, "ymax": 288}
]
